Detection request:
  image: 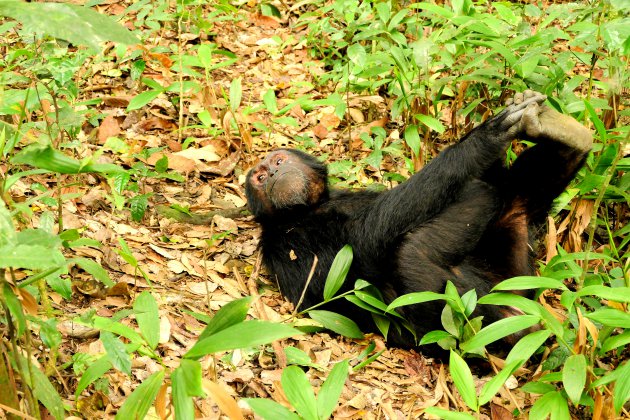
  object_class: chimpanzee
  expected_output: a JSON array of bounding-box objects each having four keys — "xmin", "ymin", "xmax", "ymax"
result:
[{"xmin": 245, "ymin": 91, "xmax": 592, "ymax": 347}]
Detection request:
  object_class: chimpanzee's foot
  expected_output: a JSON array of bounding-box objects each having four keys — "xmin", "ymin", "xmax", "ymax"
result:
[
  {"xmin": 495, "ymin": 90, "xmax": 546, "ymax": 139},
  {"xmin": 505, "ymin": 90, "xmax": 592, "ymax": 152},
  {"xmin": 521, "ymin": 100, "xmax": 593, "ymax": 153}
]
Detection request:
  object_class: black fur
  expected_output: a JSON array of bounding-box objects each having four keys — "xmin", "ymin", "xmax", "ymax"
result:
[{"xmin": 245, "ymin": 94, "xmax": 590, "ymax": 348}]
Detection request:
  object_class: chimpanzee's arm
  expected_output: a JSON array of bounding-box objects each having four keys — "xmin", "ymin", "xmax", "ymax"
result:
[{"xmin": 354, "ymin": 92, "xmax": 546, "ymax": 249}]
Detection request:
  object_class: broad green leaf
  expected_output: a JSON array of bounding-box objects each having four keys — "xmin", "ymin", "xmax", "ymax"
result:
[
  {"xmin": 506, "ymin": 329, "xmax": 551, "ymax": 365},
  {"xmin": 17, "ymin": 354, "xmax": 65, "ymax": 420},
  {"xmin": 317, "ymin": 360, "xmax": 349, "ymax": 419},
  {"xmin": 415, "ymin": 113, "xmax": 445, "ymax": 133},
  {"xmin": 263, "ymin": 89, "xmax": 278, "ymax": 115},
  {"xmin": 133, "ymin": 291, "xmax": 160, "ymax": 349},
  {"xmin": 577, "ymin": 285, "xmax": 630, "ymax": 303},
  {"xmin": 423, "ymin": 407, "xmax": 476, "ymax": 419},
  {"xmin": 115, "ymin": 370, "xmax": 165, "ymax": 420},
  {"xmin": 449, "ymin": 350, "xmax": 478, "ymax": 411},
  {"xmin": 129, "ymin": 194, "xmax": 150, "ymax": 222},
  {"xmin": 0, "ymin": 205, "xmax": 16, "ymax": 247},
  {"xmin": 3, "ymin": 283, "xmax": 26, "ymax": 335},
  {"xmin": 245, "ymin": 398, "xmax": 300, "ymax": 420},
  {"xmin": 478, "ymin": 292, "xmax": 542, "ymax": 316},
  {"xmin": 492, "ymin": 276, "xmax": 568, "ymax": 291},
  {"xmin": 352, "ymin": 291, "xmax": 389, "ymax": 312},
  {"xmin": 601, "ymin": 331, "xmax": 630, "ymax": 354},
  {"xmin": 172, "ymin": 360, "xmax": 204, "ymax": 420},
  {"xmin": 11, "ymin": 144, "xmax": 124, "ymax": 174},
  {"xmin": 586, "ymin": 308, "xmax": 630, "ymax": 328},
  {"xmin": 185, "ymin": 320, "xmax": 300, "ymax": 359},
  {"xmin": 323, "ymin": 245, "xmax": 353, "ymax": 301},
  {"xmin": 521, "ymin": 381, "xmax": 556, "ymax": 395},
  {"xmin": 285, "ymin": 347, "xmax": 319, "ymax": 369},
  {"xmin": 229, "ymin": 77, "xmax": 242, "ymax": 112},
  {"xmin": 308, "ymin": 310, "xmax": 363, "ymax": 339},
  {"xmin": 127, "ymin": 90, "xmax": 162, "ymax": 111},
  {"xmin": 404, "ymin": 124, "xmax": 421, "ymax": 157},
  {"xmin": 614, "ymin": 361, "xmax": 630, "ymax": 414},
  {"xmin": 73, "ymin": 258, "xmax": 114, "ymax": 287},
  {"xmin": 0, "ymin": 2, "xmax": 138, "ymax": 50},
  {"xmin": 101, "ymin": 331, "xmax": 131, "ymax": 375},
  {"xmin": 198, "ymin": 296, "xmax": 253, "ymax": 340},
  {"xmin": 479, "ymin": 359, "xmax": 523, "ymax": 406},
  {"xmin": 562, "ymin": 354, "xmax": 586, "ymax": 405},
  {"xmin": 75, "ymin": 356, "xmax": 112, "ymax": 397},
  {"xmin": 419, "ymin": 330, "xmax": 453, "ymax": 345},
  {"xmin": 347, "ymin": 43, "xmax": 367, "ymax": 68},
  {"xmin": 529, "ymin": 391, "xmax": 570, "ymax": 420},
  {"xmin": 282, "ymin": 366, "xmax": 318, "ymax": 420},
  {"xmin": 460, "ymin": 315, "xmax": 540, "ymax": 352},
  {"xmin": 386, "ymin": 291, "xmax": 446, "ymax": 311},
  {"xmin": 92, "ymin": 316, "xmax": 144, "ymax": 344},
  {"xmin": 0, "ymin": 244, "xmax": 65, "ymax": 270}
]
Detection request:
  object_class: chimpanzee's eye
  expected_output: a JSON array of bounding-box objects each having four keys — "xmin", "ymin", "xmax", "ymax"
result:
[
  {"xmin": 276, "ymin": 157, "xmax": 283, "ymax": 165},
  {"xmin": 258, "ymin": 173, "xmax": 266, "ymax": 182}
]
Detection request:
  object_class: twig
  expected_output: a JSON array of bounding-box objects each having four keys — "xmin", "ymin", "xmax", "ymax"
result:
[{"xmin": 292, "ymin": 255, "xmax": 319, "ymax": 318}]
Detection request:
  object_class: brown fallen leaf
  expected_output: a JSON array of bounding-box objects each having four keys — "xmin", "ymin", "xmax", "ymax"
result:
[{"xmin": 98, "ymin": 114, "xmax": 121, "ymax": 144}]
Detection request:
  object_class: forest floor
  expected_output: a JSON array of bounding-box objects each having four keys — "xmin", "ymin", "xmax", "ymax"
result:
[{"xmin": 12, "ymin": 2, "xmax": 605, "ymax": 419}]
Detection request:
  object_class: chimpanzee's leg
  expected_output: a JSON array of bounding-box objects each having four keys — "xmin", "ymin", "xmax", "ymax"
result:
[
  {"xmin": 392, "ymin": 180, "xmax": 505, "ymax": 338},
  {"xmin": 477, "ymin": 98, "xmax": 593, "ymax": 279}
]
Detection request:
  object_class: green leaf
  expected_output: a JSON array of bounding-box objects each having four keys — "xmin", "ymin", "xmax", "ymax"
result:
[
  {"xmin": 155, "ymin": 155, "xmax": 168, "ymax": 173},
  {"xmin": 73, "ymin": 257, "xmax": 114, "ymax": 287},
  {"xmin": 133, "ymin": 291, "xmax": 160, "ymax": 349},
  {"xmin": 419, "ymin": 330, "xmax": 453, "ymax": 345},
  {"xmin": 479, "ymin": 359, "xmax": 523, "ymax": 406},
  {"xmin": 75, "ymin": 356, "xmax": 112, "ymax": 397},
  {"xmin": 115, "ymin": 370, "xmax": 165, "ymax": 420},
  {"xmin": 245, "ymin": 398, "xmax": 300, "ymax": 420},
  {"xmin": 16, "ymin": 354, "xmax": 65, "ymax": 420},
  {"xmin": 0, "ymin": 2, "xmax": 138, "ymax": 50},
  {"xmin": 198, "ymin": 296, "xmax": 253, "ymax": 340},
  {"xmin": 586, "ymin": 308, "xmax": 630, "ymax": 328},
  {"xmin": 386, "ymin": 291, "xmax": 446, "ymax": 311},
  {"xmin": 263, "ymin": 89, "xmax": 278, "ymax": 115},
  {"xmin": 229, "ymin": 77, "xmax": 242, "ymax": 112},
  {"xmin": 129, "ymin": 194, "xmax": 150, "ymax": 222},
  {"xmin": 172, "ymin": 360, "xmax": 204, "ymax": 420},
  {"xmin": 285, "ymin": 347, "xmax": 319, "ymax": 368},
  {"xmin": 0, "ymin": 205, "xmax": 16, "ymax": 247},
  {"xmin": 0, "ymin": 244, "xmax": 65, "ymax": 270},
  {"xmin": 577, "ymin": 285, "xmax": 630, "ymax": 303},
  {"xmin": 3, "ymin": 283, "xmax": 26, "ymax": 335},
  {"xmin": 460, "ymin": 315, "xmax": 540, "ymax": 353},
  {"xmin": 614, "ymin": 361, "xmax": 630, "ymax": 414},
  {"xmin": 529, "ymin": 391, "xmax": 570, "ymax": 420},
  {"xmin": 404, "ymin": 124, "xmax": 421, "ymax": 157},
  {"xmin": 11, "ymin": 144, "xmax": 124, "ymax": 174},
  {"xmin": 282, "ymin": 366, "xmax": 318, "ymax": 420},
  {"xmin": 492, "ymin": 276, "xmax": 568, "ymax": 291},
  {"xmin": 101, "ymin": 331, "xmax": 131, "ymax": 374},
  {"xmin": 601, "ymin": 331, "xmax": 630, "ymax": 354},
  {"xmin": 415, "ymin": 113, "xmax": 445, "ymax": 133},
  {"xmin": 323, "ymin": 245, "xmax": 353, "ymax": 301},
  {"xmin": 127, "ymin": 90, "xmax": 162, "ymax": 111},
  {"xmin": 317, "ymin": 360, "xmax": 349, "ymax": 419},
  {"xmin": 505, "ymin": 329, "xmax": 551, "ymax": 365},
  {"xmin": 308, "ymin": 310, "xmax": 363, "ymax": 339},
  {"xmin": 449, "ymin": 350, "xmax": 478, "ymax": 411},
  {"xmin": 347, "ymin": 43, "xmax": 367, "ymax": 68},
  {"xmin": 185, "ymin": 320, "xmax": 300, "ymax": 359},
  {"xmin": 562, "ymin": 354, "xmax": 586, "ymax": 405},
  {"xmin": 423, "ymin": 407, "xmax": 476, "ymax": 419}
]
